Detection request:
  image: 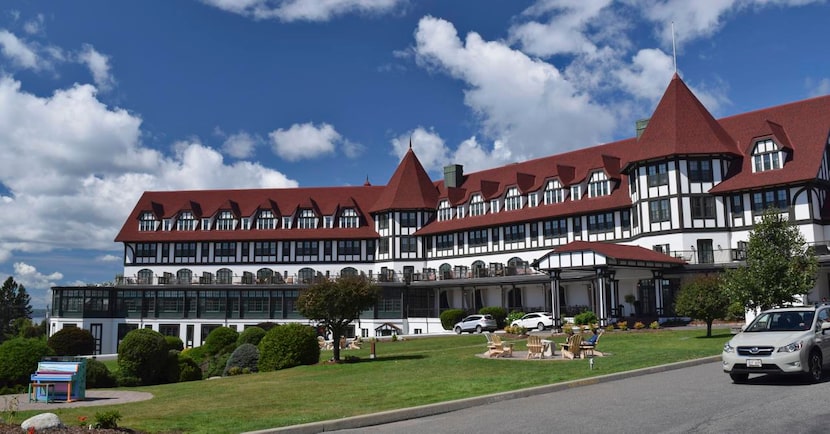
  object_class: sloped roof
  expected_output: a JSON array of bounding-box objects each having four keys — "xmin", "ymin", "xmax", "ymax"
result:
[
  {"xmin": 534, "ymin": 240, "xmax": 686, "ymax": 268},
  {"xmin": 368, "ymin": 148, "xmax": 440, "ymax": 212},
  {"xmin": 626, "ymin": 73, "xmax": 740, "ymax": 167}
]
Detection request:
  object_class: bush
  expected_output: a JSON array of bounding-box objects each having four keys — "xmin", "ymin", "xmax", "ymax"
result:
[
  {"xmin": 47, "ymin": 327, "xmax": 95, "ymax": 356},
  {"xmin": 85, "ymin": 358, "xmax": 116, "ymax": 388},
  {"xmin": 203, "ymin": 327, "xmax": 239, "ymax": 356},
  {"xmin": 255, "ymin": 322, "xmax": 279, "ymax": 331},
  {"xmin": 237, "ymin": 326, "xmax": 266, "ymax": 347},
  {"xmin": 258, "ymin": 323, "xmax": 319, "ymax": 372},
  {"xmin": 224, "ymin": 343, "xmax": 259, "ymax": 376},
  {"xmin": 618, "ymin": 320, "xmax": 629, "ymax": 331},
  {"xmin": 117, "ymin": 328, "xmax": 169, "ymax": 386},
  {"xmin": 164, "ymin": 336, "xmax": 184, "ymax": 352},
  {"xmin": 177, "ymin": 355, "xmax": 202, "ymax": 382},
  {"xmin": 440, "ymin": 309, "xmax": 465, "ymax": 330},
  {"xmin": 479, "ymin": 306, "xmax": 507, "ymax": 328},
  {"xmin": 206, "ymin": 353, "xmax": 231, "ymax": 378},
  {"xmin": 633, "ymin": 321, "xmax": 646, "ymax": 330},
  {"xmin": 649, "ymin": 321, "xmax": 660, "ymax": 329},
  {"xmin": 503, "ymin": 325, "xmax": 527, "ymax": 335},
  {"xmin": 574, "ymin": 311, "xmax": 598, "ymax": 326},
  {"xmin": 506, "ymin": 311, "xmax": 525, "ymax": 325},
  {"xmin": 164, "ymin": 350, "xmax": 182, "ymax": 384},
  {"xmin": 0, "ymin": 337, "xmax": 51, "ymax": 390},
  {"xmin": 93, "ymin": 410, "xmax": 121, "ymax": 429}
]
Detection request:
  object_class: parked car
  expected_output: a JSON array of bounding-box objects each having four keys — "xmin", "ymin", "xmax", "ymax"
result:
[
  {"xmin": 510, "ymin": 312, "xmax": 553, "ymax": 331},
  {"xmin": 454, "ymin": 314, "xmax": 498, "ymax": 334},
  {"xmin": 722, "ymin": 305, "xmax": 830, "ymax": 383}
]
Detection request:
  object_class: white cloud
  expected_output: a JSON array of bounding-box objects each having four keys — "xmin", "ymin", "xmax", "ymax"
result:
[
  {"xmin": 77, "ymin": 44, "xmax": 115, "ymax": 91},
  {"xmin": 509, "ymin": 0, "xmax": 613, "ymax": 57},
  {"xmin": 269, "ymin": 122, "xmax": 340, "ymax": 161},
  {"xmin": 201, "ymin": 0, "xmax": 405, "ymax": 22},
  {"xmin": 391, "ymin": 127, "xmax": 448, "ymax": 174},
  {"xmin": 220, "ymin": 130, "xmax": 260, "ymax": 159},
  {"xmin": 23, "ymin": 14, "xmax": 45, "ymax": 35},
  {"xmin": 13, "ymin": 262, "xmax": 63, "ymax": 306},
  {"xmin": 0, "ymin": 30, "xmax": 40, "ymax": 69},
  {"xmin": 615, "ymin": 48, "xmax": 676, "ymax": 101},
  {"xmin": 0, "ymin": 75, "xmax": 298, "ymax": 265},
  {"xmin": 97, "ymin": 254, "xmax": 121, "ymax": 262},
  {"xmin": 806, "ymin": 77, "xmax": 830, "ymax": 97},
  {"xmin": 413, "ymin": 16, "xmax": 617, "ymax": 168},
  {"xmin": 342, "ymin": 139, "xmax": 365, "ymax": 158}
]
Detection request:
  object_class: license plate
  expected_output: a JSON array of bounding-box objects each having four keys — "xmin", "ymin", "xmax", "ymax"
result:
[{"xmin": 746, "ymin": 359, "xmax": 762, "ymax": 368}]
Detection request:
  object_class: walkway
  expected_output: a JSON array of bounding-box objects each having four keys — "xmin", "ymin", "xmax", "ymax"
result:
[{"xmin": 6, "ymin": 390, "xmax": 153, "ymax": 412}]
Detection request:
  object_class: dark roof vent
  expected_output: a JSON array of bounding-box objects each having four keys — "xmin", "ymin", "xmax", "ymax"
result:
[{"xmin": 443, "ymin": 164, "xmax": 464, "ymax": 188}]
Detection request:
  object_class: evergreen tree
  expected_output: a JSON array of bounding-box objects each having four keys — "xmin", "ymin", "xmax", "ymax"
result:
[{"xmin": 0, "ymin": 277, "xmax": 33, "ymax": 342}]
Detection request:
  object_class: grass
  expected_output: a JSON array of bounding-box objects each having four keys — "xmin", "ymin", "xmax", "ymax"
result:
[{"xmin": 18, "ymin": 328, "xmax": 730, "ymax": 433}]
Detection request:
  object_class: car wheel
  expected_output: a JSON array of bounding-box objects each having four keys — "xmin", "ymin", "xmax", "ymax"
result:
[
  {"xmin": 475, "ymin": 325, "xmax": 482, "ymax": 333},
  {"xmin": 537, "ymin": 322, "xmax": 545, "ymax": 331},
  {"xmin": 454, "ymin": 326, "xmax": 462, "ymax": 334},
  {"xmin": 807, "ymin": 351, "xmax": 823, "ymax": 383},
  {"xmin": 729, "ymin": 372, "xmax": 748, "ymax": 383}
]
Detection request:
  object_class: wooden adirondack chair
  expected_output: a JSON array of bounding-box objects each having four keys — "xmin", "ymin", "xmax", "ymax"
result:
[
  {"xmin": 560, "ymin": 333, "xmax": 583, "ymax": 360},
  {"xmin": 489, "ymin": 334, "xmax": 504, "ymax": 357},
  {"xmin": 526, "ymin": 335, "xmax": 544, "ymax": 359}
]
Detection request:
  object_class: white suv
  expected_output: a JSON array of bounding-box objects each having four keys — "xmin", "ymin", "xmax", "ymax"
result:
[{"xmin": 722, "ymin": 305, "xmax": 830, "ymax": 383}]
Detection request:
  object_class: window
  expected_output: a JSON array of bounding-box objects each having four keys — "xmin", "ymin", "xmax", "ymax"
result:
[
  {"xmin": 282, "ymin": 216, "xmax": 292, "ymax": 229},
  {"xmin": 504, "ymin": 224, "xmax": 525, "ymax": 243},
  {"xmin": 543, "ymin": 180, "xmax": 565, "ymax": 204},
  {"xmin": 323, "ymin": 216, "xmax": 333, "ymax": 228},
  {"xmin": 256, "ymin": 210, "xmax": 275, "ymax": 230},
  {"xmin": 400, "ymin": 236, "xmax": 417, "ymax": 253},
  {"xmin": 731, "ymin": 195, "xmax": 744, "ymax": 217},
  {"xmin": 688, "ymin": 160, "xmax": 714, "ymax": 183},
  {"xmin": 214, "ymin": 242, "xmax": 236, "ymax": 262},
  {"xmin": 173, "ymin": 242, "xmax": 197, "ymax": 262},
  {"xmin": 691, "ymin": 196, "xmax": 716, "ymax": 219},
  {"xmin": 491, "ymin": 227, "xmax": 500, "ymax": 243},
  {"xmin": 653, "ymin": 244, "xmax": 670, "ymax": 254},
  {"xmin": 339, "ymin": 208, "xmax": 359, "ymax": 228},
  {"xmin": 629, "ymin": 172, "xmax": 638, "ymax": 194},
  {"xmin": 215, "ymin": 211, "xmax": 235, "ymax": 231},
  {"xmin": 543, "ymin": 218, "xmax": 567, "ymax": 238},
  {"xmin": 295, "ymin": 241, "xmax": 319, "ymax": 256},
  {"xmin": 570, "ymin": 185, "xmax": 581, "ymax": 200},
  {"xmin": 176, "ymin": 269, "xmax": 192, "ymax": 284},
  {"xmin": 436, "ymin": 234, "xmax": 453, "ymax": 250},
  {"xmin": 139, "ymin": 212, "xmax": 157, "ymax": 231},
  {"xmin": 587, "ymin": 212, "xmax": 614, "ymax": 233},
  {"xmin": 162, "ymin": 219, "xmax": 172, "ymax": 231},
  {"xmin": 201, "ymin": 218, "xmax": 210, "ymax": 230},
  {"xmin": 621, "ymin": 210, "xmax": 631, "ymax": 229},
  {"xmin": 490, "ymin": 199, "xmax": 500, "ymax": 213},
  {"xmin": 253, "ymin": 242, "xmax": 276, "ymax": 261},
  {"xmin": 631, "ymin": 206, "xmax": 639, "ymax": 227},
  {"xmin": 588, "ymin": 172, "xmax": 610, "ymax": 198},
  {"xmin": 400, "ymin": 212, "xmax": 417, "ymax": 227},
  {"xmin": 298, "ymin": 210, "xmax": 317, "ymax": 229},
  {"xmin": 468, "ymin": 229, "xmax": 488, "ymax": 246},
  {"xmin": 377, "ymin": 212, "xmax": 389, "ymax": 229},
  {"xmin": 648, "ymin": 199, "xmax": 671, "ymax": 222},
  {"xmin": 469, "ymin": 195, "xmax": 485, "ymax": 216},
  {"xmin": 379, "ymin": 238, "xmax": 389, "ymax": 254},
  {"xmin": 437, "ymin": 201, "xmax": 452, "ymax": 221},
  {"xmin": 752, "ymin": 139, "xmax": 782, "ymax": 172},
  {"xmin": 505, "ymin": 187, "xmax": 522, "ymax": 211},
  {"xmin": 751, "ymin": 189, "xmax": 788, "ymax": 212},
  {"xmin": 216, "ymin": 268, "xmax": 233, "ymax": 284},
  {"xmin": 135, "ymin": 243, "xmax": 157, "ymax": 259},
  {"xmin": 647, "ymin": 162, "xmax": 669, "ymax": 187},
  {"xmin": 338, "ymin": 240, "xmax": 360, "ymax": 255},
  {"xmin": 176, "ymin": 211, "xmax": 195, "ymax": 231}
]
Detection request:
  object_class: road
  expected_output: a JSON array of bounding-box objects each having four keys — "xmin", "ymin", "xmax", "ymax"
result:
[{"xmin": 334, "ymin": 362, "xmax": 830, "ymax": 434}]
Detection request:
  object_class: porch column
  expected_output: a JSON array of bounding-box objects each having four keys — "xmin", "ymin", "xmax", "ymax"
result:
[
  {"xmin": 548, "ymin": 270, "xmax": 562, "ymax": 332},
  {"xmin": 595, "ymin": 268, "xmax": 608, "ymax": 327},
  {"xmin": 653, "ymin": 271, "xmax": 664, "ymax": 317}
]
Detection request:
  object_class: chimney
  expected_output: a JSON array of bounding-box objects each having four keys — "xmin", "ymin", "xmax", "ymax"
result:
[
  {"xmin": 443, "ymin": 164, "xmax": 463, "ymax": 188},
  {"xmin": 636, "ymin": 118, "xmax": 650, "ymax": 138}
]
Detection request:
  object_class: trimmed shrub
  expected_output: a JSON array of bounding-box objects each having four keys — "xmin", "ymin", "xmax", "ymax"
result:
[
  {"xmin": 203, "ymin": 327, "xmax": 239, "ymax": 356},
  {"xmin": 0, "ymin": 337, "xmax": 51, "ymax": 390},
  {"xmin": 206, "ymin": 353, "xmax": 231, "ymax": 378},
  {"xmin": 164, "ymin": 336, "xmax": 184, "ymax": 352},
  {"xmin": 47, "ymin": 327, "xmax": 95, "ymax": 356},
  {"xmin": 224, "ymin": 343, "xmax": 259, "ymax": 376},
  {"xmin": 85, "ymin": 358, "xmax": 116, "ymax": 388},
  {"xmin": 255, "ymin": 322, "xmax": 279, "ymax": 331},
  {"xmin": 479, "ymin": 306, "xmax": 507, "ymax": 328},
  {"xmin": 237, "ymin": 326, "xmax": 266, "ymax": 347},
  {"xmin": 177, "ymin": 355, "xmax": 202, "ymax": 382},
  {"xmin": 258, "ymin": 323, "xmax": 319, "ymax": 372},
  {"xmin": 506, "ymin": 311, "xmax": 525, "ymax": 325},
  {"xmin": 574, "ymin": 311, "xmax": 598, "ymax": 326},
  {"xmin": 164, "ymin": 350, "xmax": 182, "ymax": 384},
  {"xmin": 117, "ymin": 328, "xmax": 168, "ymax": 386},
  {"xmin": 440, "ymin": 309, "xmax": 465, "ymax": 330}
]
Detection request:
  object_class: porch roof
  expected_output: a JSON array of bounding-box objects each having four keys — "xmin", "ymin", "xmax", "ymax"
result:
[{"xmin": 532, "ymin": 241, "xmax": 686, "ymax": 275}]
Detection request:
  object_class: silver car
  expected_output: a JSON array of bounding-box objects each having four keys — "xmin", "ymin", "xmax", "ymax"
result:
[{"xmin": 454, "ymin": 314, "xmax": 498, "ymax": 334}]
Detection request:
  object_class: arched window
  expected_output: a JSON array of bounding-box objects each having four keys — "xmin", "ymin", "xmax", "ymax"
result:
[
  {"xmin": 752, "ymin": 139, "xmax": 782, "ymax": 172},
  {"xmin": 216, "ymin": 268, "xmax": 233, "ymax": 284},
  {"xmin": 340, "ymin": 267, "xmax": 358, "ymax": 277},
  {"xmin": 176, "ymin": 269, "xmax": 192, "ymax": 285},
  {"xmin": 439, "ymin": 263, "xmax": 452, "ymax": 280},
  {"xmin": 257, "ymin": 268, "xmax": 274, "ymax": 283},
  {"xmin": 298, "ymin": 267, "xmax": 316, "ymax": 284},
  {"xmin": 137, "ymin": 269, "xmax": 153, "ymax": 285},
  {"xmin": 471, "ymin": 260, "xmax": 486, "ymax": 277}
]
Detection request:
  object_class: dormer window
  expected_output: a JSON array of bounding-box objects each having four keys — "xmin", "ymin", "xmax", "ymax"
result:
[
  {"xmin": 505, "ymin": 187, "xmax": 522, "ymax": 211},
  {"xmin": 570, "ymin": 185, "xmax": 581, "ymax": 200},
  {"xmin": 215, "ymin": 211, "xmax": 236, "ymax": 231},
  {"xmin": 282, "ymin": 216, "xmax": 292, "ymax": 229},
  {"xmin": 543, "ymin": 180, "xmax": 565, "ymax": 205},
  {"xmin": 339, "ymin": 208, "xmax": 359, "ymax": 228},
  {"xmin": 469, "ymin": 194, "xmax": 485, "ymax": 216},
  {"xmin": 324, "ymin": 216, "xmax": 333, "ymax": 228},
  {"xmin": 437, "ymin": 200, "xmax": 452, "ymax": 221},
  {"xmin": 587, "ymin": 171, "xmax": 610, "ymax": 198},
  {"xmin": 528, "ymin": 193, "xmax": 539, "ymax": 207},
  {"xmin": 752, "ymin": 139, "xmax": 782, "ymax": 172},
  {"xmin": 298, "ymin": 209, "xmax": 317, "ymax": 229},
  {"xmin": 256, "ymin": 210, "xmax": 276, "ymax": 230},
  {"xmin": 177, "ymin": 211, "xmax": 195, "ymax": 231},
  {"xmin": 491, "ymin": 199, "xmax": 500, "ymax": 213},
  {"xmin": 139, "ymin": 212, "xmax": 157, "ymax": 231},
  {"xmin": 201, "ymin": 218, "xmax": 210, "ymax": 230}
]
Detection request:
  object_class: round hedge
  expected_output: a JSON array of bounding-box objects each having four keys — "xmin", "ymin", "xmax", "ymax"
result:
[
  {"xmin": 85, "ymin": 358, "xmax": 116, "ymax": 388},
  {"xmin": 479, "ymin": 306, "xmax": 507, "ymax": 328},
  {"xmin": 177, "ymin": 355, "xmax": 202, "ymax": 382},
  {"xmin": 47, "ymin": 327, "xmax": 95, "ymax": 356},
  {"xmin": 203, "ymin": 327, "xmax": 239, "ymax": 356},
  {"xmin": 258, "ymin": 323, "xmax": 319, "ymax": 371},
  {"xmin": 237, "ymin": 326, "xmax": 266, "ymax": 347},
  {"xmin": 165, "ymin": 336, "xmax": 184, "ymax": 352},
  {"xmin": 440, "ymin": 309, "xmax": 465, "ymax": 330},
  {"xmin": 117, "ymin": 328, "xmax": 169, "ymax": 386},
  {"xmin": 224, "ymin": 343, "xmax": 259, "ymax": 375},
  {"xmin": 0, "ymin": 337, "xmax": 51, "ymax": 390}
]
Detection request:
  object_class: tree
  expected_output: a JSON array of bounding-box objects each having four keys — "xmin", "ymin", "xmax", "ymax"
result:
[
  {"xmin": 674, "ymin": 275, "xmax": 729, "ymax": 337},
  {"xmin": 297, "ymin": 275, "xmax": 380, "ymax": 362},
  {"xmin": 722, "ymin": 209, "xmax": 818, "ymax": 315},
  {"xmin": 0, "ymin": 277, "xmax": 33, "ymax": 342}
]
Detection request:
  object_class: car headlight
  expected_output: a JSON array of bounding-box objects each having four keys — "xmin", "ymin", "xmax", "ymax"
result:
[
  {"xmin": 723, "ymin": 341, "xmax": 735, "ymax": 353},
  {"xmin": 777, "ymin": 340, "xmax": 803, "ymax": 353}
]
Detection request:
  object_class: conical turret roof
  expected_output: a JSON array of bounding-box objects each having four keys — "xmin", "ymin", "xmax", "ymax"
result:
[{"xmin": 369, "ymin": 148, "xmax": 439, "ymax": 213}]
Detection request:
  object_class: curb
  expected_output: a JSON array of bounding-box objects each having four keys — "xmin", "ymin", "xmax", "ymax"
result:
[{"xmin": 243, "ymin": 355, "xmax": 721, "ymax": 434}]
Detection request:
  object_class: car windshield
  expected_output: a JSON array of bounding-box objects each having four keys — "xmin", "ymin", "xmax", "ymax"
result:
[{"xmin": 745, "ymin": 311, "xmax": 814, "ymax": 332}]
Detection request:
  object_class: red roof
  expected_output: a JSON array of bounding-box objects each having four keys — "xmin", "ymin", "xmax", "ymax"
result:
[
  {"xmin": 541, "ymin": 240, "xmax": 686, "ymax": 265},
  {"xmin": 368, "ymin": 148, "xmax": 439, "ymax": 212}
]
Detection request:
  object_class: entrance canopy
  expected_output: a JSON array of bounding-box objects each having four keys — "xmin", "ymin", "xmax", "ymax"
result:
[{"xmin": 531, "ymin": 240, "xmax": 686, "ymax": 278}]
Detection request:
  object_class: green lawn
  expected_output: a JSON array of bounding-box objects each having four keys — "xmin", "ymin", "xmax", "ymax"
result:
[{"xmin": 19, "ymin": 328, "xmax": 730, "ymax": 433}]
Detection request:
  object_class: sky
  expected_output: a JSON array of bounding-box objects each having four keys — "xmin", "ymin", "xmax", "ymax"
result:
[{"xmin": 0, "ymin": 0, "xmax": 828, "ymax": 308}]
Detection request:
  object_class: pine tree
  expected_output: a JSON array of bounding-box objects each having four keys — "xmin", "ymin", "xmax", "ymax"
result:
[{"xmin": 0, "ymin": 277, "xmax": 33, "ymax": 342}]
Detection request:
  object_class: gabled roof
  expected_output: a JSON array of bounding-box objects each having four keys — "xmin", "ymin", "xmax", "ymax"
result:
[
  {"xmin": 533, "ymin": 240, "xmax": 686, "ymax": 269},
  {"xmin": 625, "ymin": 74, "xmax": 740, "ymax": 168},
  {"xmin": 368, "ymin": 148, "xmax": 439, "ymax": 213}
]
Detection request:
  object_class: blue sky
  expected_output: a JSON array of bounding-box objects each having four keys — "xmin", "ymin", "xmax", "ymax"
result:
[{"xmin": 0, "ymin": 0, "xmax": 828, "ymax": 308}]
